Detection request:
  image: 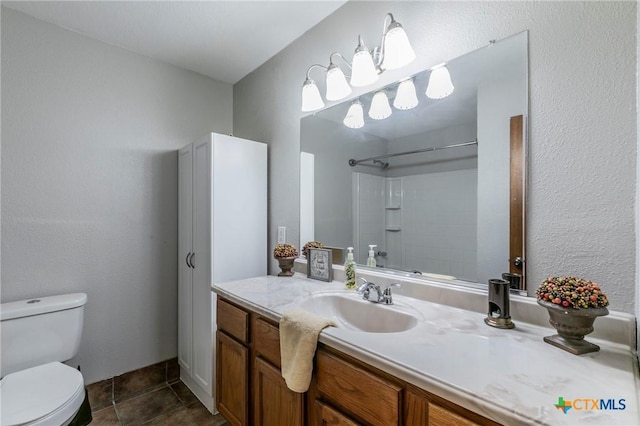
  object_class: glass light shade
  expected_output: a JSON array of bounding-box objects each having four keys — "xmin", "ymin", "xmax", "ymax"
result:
[
  {"xmin": 301, "ymin": 79, "xmax": 325, "ymax": 112},
  {"xmin": 368, "ymin": 91, "xmax": 392, "ymax": 120},
  {"xmin": 426, "ymin": 66, "xmax": 455, "ymax": 99},
  {"xmin": 393, "ymin": 79, "xmax": 418, "ymax": 110},
  {"xmin": 381, "ymin": 25, "xmax": 416, "ymax": 70},
  {"xmin": 351, "ymin": 50, "xmax": 379, "ymax": 87},
  {"xmin": 343, "ymin": 101, "xmax": 365, "ymax": 129},
  {"xmin": 325, "ymin": 65, "xmax": 352, "ymax": 101}
]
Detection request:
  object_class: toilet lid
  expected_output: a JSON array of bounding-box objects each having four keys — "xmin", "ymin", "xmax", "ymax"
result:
[{"xmin": 1, "ymin": 362, "xmax": 84, "ymax": 426}]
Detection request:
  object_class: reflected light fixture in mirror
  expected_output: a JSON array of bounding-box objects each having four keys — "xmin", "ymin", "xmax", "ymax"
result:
[
  {"xmin": 393, "ymin": 79, "xmax": 419, "ymax": 110},
  {"xmin": 426, "ymin": 64, "xmax": 455, "ymax": 99},
  {"xmin": 301, "ymin": 12, "xmax": 415, "ymax": 112},
  {"xmin": 343, "ymin": 100, "xmax": 365, "ymax": 129},
  {"xmin": 369, "ymin": 91, "xmax": 392, "ymax": 119}
]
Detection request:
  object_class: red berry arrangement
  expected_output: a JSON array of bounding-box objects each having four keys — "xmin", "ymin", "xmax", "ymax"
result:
[{"xmin": 536, "ymin": 276, "xmax": 609, "ymax": 309}]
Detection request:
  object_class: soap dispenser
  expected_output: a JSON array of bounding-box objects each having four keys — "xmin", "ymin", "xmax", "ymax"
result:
[
  {"xmin": 344, "ymin": 247, "xmax": 356, "ymax": 289},
  {"xmin": 367, "ymin": 245, "xmax": 377, "ymax": 267}
]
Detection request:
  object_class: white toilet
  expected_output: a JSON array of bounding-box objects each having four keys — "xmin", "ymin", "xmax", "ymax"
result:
[{"xmin": 1, "ymin": 293, "xmax": 88, "ymax": 426}]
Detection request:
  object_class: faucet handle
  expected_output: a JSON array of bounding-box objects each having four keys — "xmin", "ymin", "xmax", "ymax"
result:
[{"xmin": 383, "ymin": 283, "xmax": 401, "ymax": 304}]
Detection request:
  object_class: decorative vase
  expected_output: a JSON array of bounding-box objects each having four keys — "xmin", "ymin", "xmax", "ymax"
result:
[
  {"xmin": 276, "ymin": 256, "xmax": 296, "ymax": 277},
  {"xmin": 537, "ymin": 299, "xmax": 609, "ymax": 355}
]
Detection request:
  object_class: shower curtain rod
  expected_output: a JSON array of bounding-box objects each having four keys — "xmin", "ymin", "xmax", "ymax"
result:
[{"xmin": 348, "ymin": 139, "xmax": 478, "ymax": 167}]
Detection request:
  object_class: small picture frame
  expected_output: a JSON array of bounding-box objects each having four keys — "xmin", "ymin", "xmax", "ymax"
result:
[{"xmin": 307, "ymin": 248, "xmax": 333, "ymax": 282}]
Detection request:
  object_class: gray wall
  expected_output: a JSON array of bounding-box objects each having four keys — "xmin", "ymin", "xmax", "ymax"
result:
[
  {"xmin": 1, "ymin": 8, "xmax": 233, "ymax": 384},
  {"xmin": 234, "ymin": 2, "xmax": 637, "ymax": 313}
]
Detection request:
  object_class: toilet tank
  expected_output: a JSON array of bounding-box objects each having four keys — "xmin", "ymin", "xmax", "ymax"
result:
[{"xmin": 1, "ymin": 293, "xmax": 87, "ymax": 377}]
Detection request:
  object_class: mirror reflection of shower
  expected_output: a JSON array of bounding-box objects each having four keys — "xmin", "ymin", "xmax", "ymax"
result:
[{"xmin": 372, "ymin": 159, "xmax": 389, "ymax": 169}]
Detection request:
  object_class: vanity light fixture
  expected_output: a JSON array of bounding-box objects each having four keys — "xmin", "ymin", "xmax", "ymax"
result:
[
  {"xmin": 392, "ymin": 79, "xmax": 419, "ymax": 110},
  {"xmin": 343, "ymin": 100, "xmax": 365, "ymax": 129},
  {"xmin": 426, "ymin": 64, "xmax": 455, "ymax": 99},
  {"xmin": 325, "ymin": 53, "xmax": 352, "ymax": 101},
  {"xmin": 301, "ymin": 13, "xmax": 415, "ymax": 112},
  {"xmin": 301, "ymin": 64, "xmax": 326, "ymax": 112},
  {"xmin": 369, "ymin": 91, "xmax": 392, "ymax": 120},
  {"xmin": 379, "ymin": 13, "xmax": 416, "ymax": 70},
  {"xmin": 350, "ymin": 36, "xmax": 379, "ymax": 87}
]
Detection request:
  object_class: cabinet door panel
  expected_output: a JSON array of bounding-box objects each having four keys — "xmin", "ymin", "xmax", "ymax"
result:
[
  {"xmin": 316, "ymin": 400, "xmax": 361, "ymax": 426},
  {"xmin": 254, "ymin": 357, "xmax": 304, "ymax": 426},
  {"xmin": 193, "ymin": 139, "xmax": 212, "ymax": 392},
  {"xmin": 177, "ymin": 145, "xmax": 193, "ymax": 375},
  {"xmin": 216, "ymin": 331, "xmax": 248, "ymax": 426}
]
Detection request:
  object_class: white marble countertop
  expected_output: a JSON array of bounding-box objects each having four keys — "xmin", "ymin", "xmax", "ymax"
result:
[{"xmin": 212, "ymin": 275, "xmax": 640, "ymax": 426}]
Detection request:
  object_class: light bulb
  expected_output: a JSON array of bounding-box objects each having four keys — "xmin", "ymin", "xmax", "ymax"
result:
[
  {"xmin": 393, "ymin": 79, "xmax": 418, "ymax": 110},
  {"xmin": 301, "ymin": 78, "xmax": 325, "ymax": 112},
  {"xmin": 426, "ymin": 65, "xmax": 455, "ymax": 99},
  {"xmin": 343, "ymin": 101, "xmax": 365, "ymax": 129},
  {"xmin": 368, "ymin": 91, "xmax": 392, "ymax": 120}
]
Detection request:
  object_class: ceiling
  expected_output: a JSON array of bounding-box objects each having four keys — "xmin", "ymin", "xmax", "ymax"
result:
[{"xmin": 2, "ymin": 0, "xmax": 347, "ymax": 84}]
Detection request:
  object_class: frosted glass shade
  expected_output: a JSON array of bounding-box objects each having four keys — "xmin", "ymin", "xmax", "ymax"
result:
[
  {"xmin": 351, "ymin": 50, "xmax": 379, "ymax": 87},
  {"xmin": 381, "ymin": 25, "xmax": 416, "ymax": 70},
  {"xmin": 368, "ymin": 91, "xmax": 392, "ymax": 120},
  {"xmin": 325, "ymin": 65, "xmax": 352, "ymax": 101},
  {"xmin": 393, "ymin": 79, "xmax": 418, "ymax": 110},
  {"xmin": 343, "ymin": 101, "xmax": 365, "ymax": 129},
  {"xmin": 301, "ymin": 79, "xmax": 325, "ymax": 112},
  {"xmin": 426, "ymin": 66, "xmax": 455, "ymax": 99}
]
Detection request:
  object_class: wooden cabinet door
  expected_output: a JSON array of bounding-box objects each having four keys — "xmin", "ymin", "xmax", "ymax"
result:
[
  {"xmin": 316, "ymin": 400, "xmax": 361, "ymax": 426},
  {"xmin": 216, "ymin": 331, "xmax": 249, "ymax": 426},
  {"xmin": 253, "ymin": 357, "xmax": 304, "ymax": 426}
]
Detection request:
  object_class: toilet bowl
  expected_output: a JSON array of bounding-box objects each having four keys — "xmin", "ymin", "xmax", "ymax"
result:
[
  {"xmin": 1, "ymin": 362, "xmax": 85, "ymax": 426},
  {"xmin": 0, "ymin": 293, "xmax": 89, "ymax": 426}
]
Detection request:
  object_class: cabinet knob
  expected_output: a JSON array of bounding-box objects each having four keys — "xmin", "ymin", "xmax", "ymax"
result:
[
  {"xmin": 185, "ymin": 253, "xmax": 192, "ymax": 268},
  {"xmin": 189, "ymin": 253, "xmax": 195, "ymax": 269}
]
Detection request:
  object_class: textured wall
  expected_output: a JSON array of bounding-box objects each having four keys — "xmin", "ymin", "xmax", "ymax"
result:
[
  {"xmin": 1, "ymin": 8, "xmax": 232, "ymax": 383},
  {"xmin": 233, "ymin": 2, "xmax": 637, "ymax": 313}
]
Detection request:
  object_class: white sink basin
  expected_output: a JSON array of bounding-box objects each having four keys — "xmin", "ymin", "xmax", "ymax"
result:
[{"xmin": 296, "ymin": 292, "xmax": 421, "ymax": 333}]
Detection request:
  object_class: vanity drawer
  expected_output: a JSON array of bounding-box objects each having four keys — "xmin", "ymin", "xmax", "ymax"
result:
[
  {"xmin": 316, "ymin": 350, "xmax": 401, "ymax": 426},
  {"xmin": 428, "ymin": 403, "xmax": 480, "ymax": 426},
  {"xmin": 254, "ymin": 316, "xmax": 281, "ymax": 367},
  {"xmin": 217, "ymin": 298, "xmax": 249, "ymax": 344}
]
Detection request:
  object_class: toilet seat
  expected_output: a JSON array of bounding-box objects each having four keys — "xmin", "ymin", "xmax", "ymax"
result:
[{"xmin": 1, "ymin": 362, "xmax": 85, "ymax": 426}]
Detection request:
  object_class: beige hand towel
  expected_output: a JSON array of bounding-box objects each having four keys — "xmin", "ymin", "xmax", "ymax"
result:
[{"xmin": 280, "ymin": 308, "xmax": 337, "ymax": 393}]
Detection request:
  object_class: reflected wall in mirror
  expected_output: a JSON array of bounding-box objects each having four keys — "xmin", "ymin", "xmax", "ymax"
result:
[{"xmin": 300, "ymin": 32, "xmax": 528, "ymax": 289}]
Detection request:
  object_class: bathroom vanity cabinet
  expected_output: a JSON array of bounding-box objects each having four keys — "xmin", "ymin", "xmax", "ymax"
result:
[{"xmin": 215, "ymin": 296, "xmax": 498, "ymax": 426}]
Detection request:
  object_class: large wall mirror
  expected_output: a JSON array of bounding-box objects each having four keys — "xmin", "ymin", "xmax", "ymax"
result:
[{"xmin": 300, "ymin": 31, "xmax": 528, "ymax": 290}]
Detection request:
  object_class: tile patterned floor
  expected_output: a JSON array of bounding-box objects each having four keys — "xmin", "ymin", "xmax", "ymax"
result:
[
  {"xmin": 90, "ymin": 381, "xmax": 228, "ymax": 425},
  {"xmin": 86, "ymin": 359, "xmax": 227, "ymax": 425}
]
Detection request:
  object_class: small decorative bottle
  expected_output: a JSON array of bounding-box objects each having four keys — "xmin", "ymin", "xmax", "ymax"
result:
[{"xmin": 344, "ymin": 247, "xmax": 357, "ymax": 290}]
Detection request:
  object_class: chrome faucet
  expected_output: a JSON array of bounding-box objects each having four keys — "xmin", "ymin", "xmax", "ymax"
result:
[{"xmin": 355, "ymin": 278, "xmax": 401, "ymax": 305}]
